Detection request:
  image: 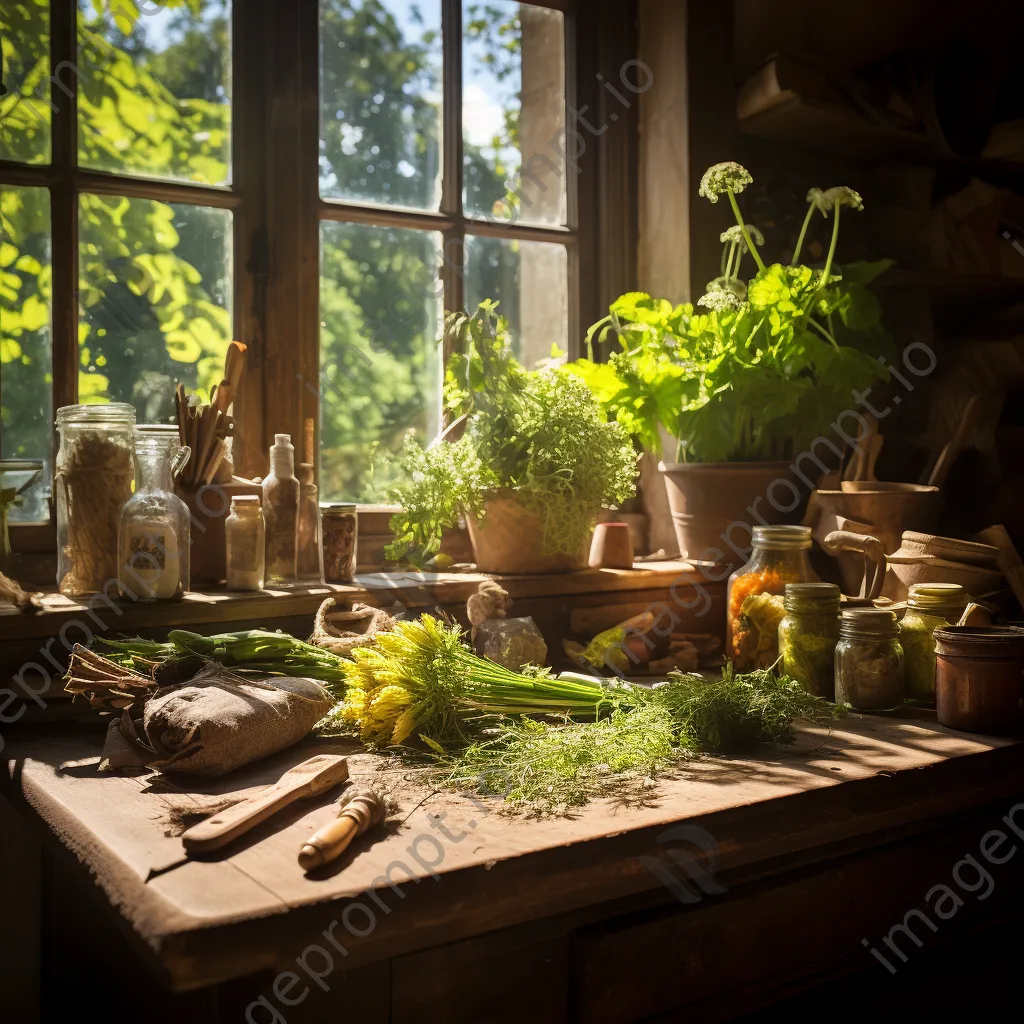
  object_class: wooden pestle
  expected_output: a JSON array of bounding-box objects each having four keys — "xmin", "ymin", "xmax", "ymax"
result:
[{"xmin": 298, "ymin": 788, "xmax": 387, "ymax": 872}]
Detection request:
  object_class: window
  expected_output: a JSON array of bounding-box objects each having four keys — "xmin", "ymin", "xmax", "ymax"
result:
[
  {"xmin": 317, "ymin": 0, "xmax": 576, "ymax": 502},
  {"xmin": 2, "ymin": 0, "xmax": 605, "ymax": 534},
  {"xmin": 1, "ymin": 0, "xmax": 236, "ymax": 523}
]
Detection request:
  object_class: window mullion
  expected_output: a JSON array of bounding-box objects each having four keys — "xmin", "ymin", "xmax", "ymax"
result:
[
  {"xmin": 440, "ymin": 0, "xmax": 464, "ymax": 426},
  {"xmin": 50, "ymin": 0, "xmax": 78, "ymax": 415},
  {"xmin": 440, "ymin": 0, "xmax": 463, "ymax": 221}
]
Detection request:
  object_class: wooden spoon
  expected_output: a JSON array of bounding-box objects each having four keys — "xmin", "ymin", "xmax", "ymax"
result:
[{"xmin": 925, "ymin": 394, "xmax": 982, "ymax": 489}]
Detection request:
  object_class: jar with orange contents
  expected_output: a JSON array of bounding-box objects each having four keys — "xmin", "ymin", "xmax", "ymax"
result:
[{"xmin": 726, "ymin": 525, "xmax": 817, "ymax": 672}]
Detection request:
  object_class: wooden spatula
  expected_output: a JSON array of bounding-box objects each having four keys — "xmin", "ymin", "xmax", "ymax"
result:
[{"xmin": 181, "ymin": 754, "xmax": 349, "ymax": 855}]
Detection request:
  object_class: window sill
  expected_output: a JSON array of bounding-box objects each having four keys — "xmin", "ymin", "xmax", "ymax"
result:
[{"xmin": 0, "ymin": 557, "xmax": 712, "ymax": 643}]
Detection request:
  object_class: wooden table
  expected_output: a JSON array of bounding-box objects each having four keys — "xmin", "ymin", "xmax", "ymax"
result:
[{"xmin": 5, "ymin": 712, "xmax": 1024, "ymax": 1023}]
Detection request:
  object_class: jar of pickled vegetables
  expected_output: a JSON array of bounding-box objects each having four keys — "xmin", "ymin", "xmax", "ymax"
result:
[
  {"xmin": 778, "ymin": 582, "xmax": 841, "ymax": 698},
  {"xmin": 835, "ymin": 608, "xmax": 904, "ymax": 711},
  {"xmin": 727, "ymin": 525, "xmax": 817, "ymax": 672},
  {"xmin": 899, "ymin": 583, "xmax": 967, "ymax": 706}
]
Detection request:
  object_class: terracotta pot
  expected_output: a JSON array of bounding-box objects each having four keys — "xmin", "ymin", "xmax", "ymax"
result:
[
  {"xmin": 466, "ymin": 494, "xmax": 591, "ymax": 574},
  {"xmin": 660, "ymin": 461, "xmax": 801, "ymax": 568},
  {"xmin": 934, "ymin": 626, "xmax": 1024, "ymax": 734},
  {"xmin": 589, "ymin": 521, "xmax": 634, "ymax": 569}
]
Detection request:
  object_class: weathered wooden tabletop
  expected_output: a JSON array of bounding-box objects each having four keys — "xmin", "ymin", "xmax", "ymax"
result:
[{"xmin": 3, "ymin": 713, "xmax": 1021, "ymax": 993}]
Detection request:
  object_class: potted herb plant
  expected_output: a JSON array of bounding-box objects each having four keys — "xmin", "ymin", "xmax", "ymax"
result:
[
  {"xmin": 567, "ymin": 162, "xmax": 895, "ymax": 562},
  {"xmin": 387, "ymin": 302, "xmax": 638, "ymax": 574}
]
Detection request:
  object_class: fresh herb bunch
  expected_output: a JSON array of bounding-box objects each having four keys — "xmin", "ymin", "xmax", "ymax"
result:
[
  {"xmin": 430, "ymin": 705, "xmax": 682, "ymax": 816},
  {"xmin": 429, "ymin": 663, "xmax": 847, "ymax": 815},
  {"xmin": 95, "ymin": 630, "xmax": 349, "ymax": 686},
  {"xmin": 566, "ymin": 163, "xmax": 896, "ymax": 463},
  {"xmin": 387, "ymin": 301, "xmax": 637, "ymax": 566}
]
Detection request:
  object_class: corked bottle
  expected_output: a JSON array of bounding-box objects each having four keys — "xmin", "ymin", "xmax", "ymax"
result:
[
  {"xmin": 297, "ymin": 463, "xmax": 321, "ymax": 581},
  {"xmin": 262, "ymin": 434, "xmax": 300, "ymax": 584}
]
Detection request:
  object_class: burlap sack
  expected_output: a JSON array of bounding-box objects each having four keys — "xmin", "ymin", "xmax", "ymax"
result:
[{"xmin": 102, "ymin": 665, "xmax": 336, "ymax": 778}]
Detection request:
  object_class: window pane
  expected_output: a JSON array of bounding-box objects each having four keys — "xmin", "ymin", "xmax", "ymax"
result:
[
  {"xmin": 465, "ymin": 234, "xmax": 567, "ymax": 366},
  {"xmin": 0, "ymin": 0, "xmax": 51, "ymax": 164},
  {"xmin": 77, "ymin": 0, "xmax": 232, "ymax": 186},
  {"xmin": 78, "ymin": 195, "xmax": 232, "ymax": 423},
  {"xmin": 320, "ymin": 0, "xmax": 442, "ymax": 210},
  {"xmin": 1, "ymin": 185, "xmax": 53, "ymax": 522},
  {"xmin": 463, "ymin": 1, "xmax": 566, "ymax": 227},
  {"xmin": 320, "ymin": 221, "xmax": 442, "ymax": 502}
]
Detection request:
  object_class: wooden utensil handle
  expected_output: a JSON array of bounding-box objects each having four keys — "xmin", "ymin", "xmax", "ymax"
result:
[
  {"xmin": 298, "ymin": 816, "xmax": 360, "ymax": 871},
  {"xmin": 181, "ymin": 755, "xmax": 349, "ymax": 854},
  {"xmin": 184, "ymin": 784, "xmax": 301, "ymax": 853}
]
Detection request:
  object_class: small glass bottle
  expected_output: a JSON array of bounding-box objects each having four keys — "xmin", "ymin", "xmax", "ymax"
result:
[
  {"xmin": 321, "ymin": 503, "xmax": 358, "ymax": 583},
  {"xmin": 118, "ymin": 427, "xmax": 191, "ymax": 601},
  {"xmin": 56, "ymin": 403, "xmax": 136, "ymax": 596},
  {"xmin": 835, "ymin": 608, "xmax": 905, "ymax": 711},
  {"xmin": 225, "ymin": 495, "xmax": 266, "ymax": 591},
  {"xmin": 899, "ymin": 583, "xmax": 967, "ymax": 706},
  {"xmin": 778, "ymin": 582, "xmax": 841, "ymax": 699},
  {"xmin": 297, "ymin": 463, "xmax": 322, "ymax": 581},
  {"xmin": 727, "ymin": 525, "xmax": 818, "ymax": 672},
  {"xmin": 262, "ymin": 434, "xmax": 300, "ymax": 584}
]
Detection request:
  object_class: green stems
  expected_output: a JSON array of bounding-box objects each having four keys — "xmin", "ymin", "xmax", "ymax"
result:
[
  {"xmin": 821, "ymin": 203, "xmax": 841, "ymax": 286},
  {"xmin": 791, "ymin": 202, "xmax": 817, "ymax": 266},
  {"xmin": 727, "ymin": 189, "xmax": 765, "ymax": 272},
  {"xmin": 808, "ymin": 315, "xmax": 839, "ymax": 349}
]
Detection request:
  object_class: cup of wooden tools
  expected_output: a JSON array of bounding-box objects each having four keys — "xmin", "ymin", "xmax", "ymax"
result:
[{"xmin": 175, "ymin": 342, "xmax": 262, "ymax": 586}]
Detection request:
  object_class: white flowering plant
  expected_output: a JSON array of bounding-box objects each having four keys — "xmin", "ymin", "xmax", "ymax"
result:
[{"xmin": 567, "ymin": 163, "xmax": 895, "ymax": 463}]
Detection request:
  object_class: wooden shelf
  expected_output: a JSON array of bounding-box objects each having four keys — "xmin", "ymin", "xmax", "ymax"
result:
[
  {"xmin": 0, "ymin": 561, "xmax": 707, "ymax": 643},
  {"xmin": 740, "ymin": 94, "xmax": 943, "ymax": 164},
  {"xmin": 739, "ymin": 94, "xmax": 1024, "ymax": 184},
  {"xmin": 878, "ymin": 268, "xmax": 1024, "ymax": 298}
]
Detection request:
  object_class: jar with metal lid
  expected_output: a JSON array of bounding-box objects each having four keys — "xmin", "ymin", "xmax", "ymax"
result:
[
  {"xmin": 225, "ymin": 495, "xmax": 265, "ymax": 591},
  {"xmin": 899, "ymin": 583, "xmax": 967, "ymax": 706},
  {"xmin": 778, "ymin": 582, "xmax": 841, "ymax": 698},
  {"xmin": 55, "ymin": 403, "xmax": 136, "ymax": 596},
  {"xmin": 727, "ymin": 525, "xmax": 818, "ymax": 671},
  {"xmin": 835, "ymin": 608, "xmax": 905, "ymax": 711},
  {"xmin": 322, "ymin": 503, "xmax": 358, "ymax": 583}
]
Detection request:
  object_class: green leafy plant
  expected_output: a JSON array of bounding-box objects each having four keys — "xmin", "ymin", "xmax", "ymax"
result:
[
  {"xmin": 386, "ymin": 302, "xmax": 638, "ymax": 567},
  {"xmin": 566, "ymin": 163, "xmax": 896, "ymax": 464}
]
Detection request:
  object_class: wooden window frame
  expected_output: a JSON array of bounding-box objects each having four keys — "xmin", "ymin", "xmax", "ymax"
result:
[{"xmin": 1, "ymin": 0, "xmax": 637, "ymax": 552}]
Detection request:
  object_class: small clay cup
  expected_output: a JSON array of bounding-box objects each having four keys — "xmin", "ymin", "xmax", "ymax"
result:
[
  {"xmin": 934, "ymin": 626, "xmax": 1024, "ymax": 734},
  {"xmin": 589, "ymin": 521, "xmax": 635, "ymax": 569}
]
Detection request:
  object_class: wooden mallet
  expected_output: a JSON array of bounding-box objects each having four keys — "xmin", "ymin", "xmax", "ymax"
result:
[{"xmin": 298, "ymin": 788, "xmax": 387, "ymax": 872}]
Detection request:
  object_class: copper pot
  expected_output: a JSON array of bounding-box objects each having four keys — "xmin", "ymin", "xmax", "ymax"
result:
[{"xmin": 934, "ymin": 626, "xmax": 1024, "ymax": 734}]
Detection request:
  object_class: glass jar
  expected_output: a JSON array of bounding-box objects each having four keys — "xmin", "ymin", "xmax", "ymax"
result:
[
  {"xmin": 55, "ymin": 403, "xmax": 136, "ymax": 596},
  {"xmin": 778, "ymin": 582, "xmax": 841, "ymax": 698},
  {"xmin": 322, "ymin": 503, "xmax": 358, "ymax": 583},
  {"xmin": 835, "ymin": 608, "xmax": 905, "ymax": 711},
  {"xmin": 297, "ymin": 463, "xmax": 322, "ymax": 581},
  {"xmin": 118, "ymin": 427, "xmax": 191, "ymax": 601},
  {"xmin": 727, "ymin": 525, "xmax": 817, "ymax": 672},
  {"xmin": 225, "ymin": 495, "xmax": 266, "ymax": 591},
  {"xmin": 899, "ymin": 583, "xmax": 967, "ymax": 706},
  {"xmin": 263, "ymin": 434, "xmax": 300, "ymax": 584}
]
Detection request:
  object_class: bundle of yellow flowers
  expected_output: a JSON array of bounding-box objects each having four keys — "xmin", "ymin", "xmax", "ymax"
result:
[{"xmin": 334, "ymin": 615, "xmax": 621, "ymax": 750}]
